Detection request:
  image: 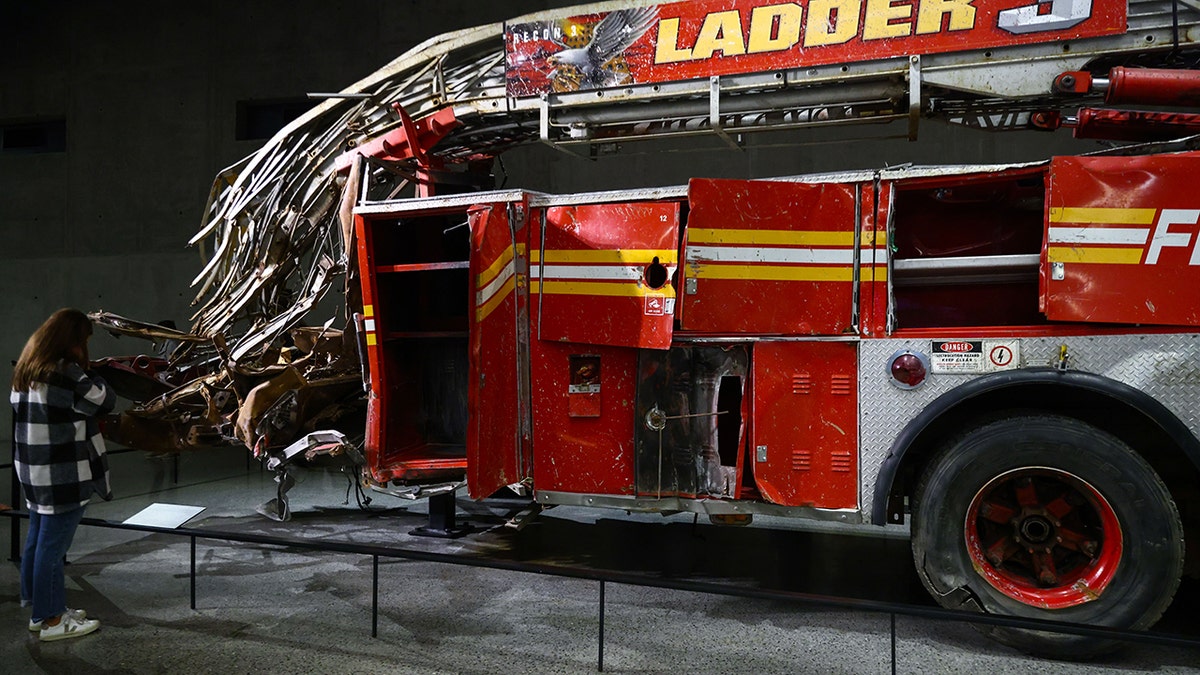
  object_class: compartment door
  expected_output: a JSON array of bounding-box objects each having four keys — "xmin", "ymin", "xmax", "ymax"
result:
[
  {"xmin": 535, "ymin": 202, "xmax": 680, "ymax": 349},
  {"xmin": 751, "ymin": 341, "xmax": 858, "ymax": 509},
  {"xmin": 683, "ymin": 178, "xmax": 859, "ymax": 334},
  {"xmin": 1044, "ymin": 153, "xmax": 1200, "ymax": 326},
  {"xmin": 468, "ymin": 199, "xmax": 530, "ymax": 498}
]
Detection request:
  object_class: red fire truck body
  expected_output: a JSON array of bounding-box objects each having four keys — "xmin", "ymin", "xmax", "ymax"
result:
[
  {"xmin": 355, "ymin": 151, "xmax": 1200, "ymax": 506},
  {"xmin": 352, "ymin": 147, "xmax": 1200, "ymax": 655}
]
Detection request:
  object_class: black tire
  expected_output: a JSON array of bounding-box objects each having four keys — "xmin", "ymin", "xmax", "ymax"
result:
[{"xmin": 911, "ymin": 414, "xmax": 1184, "ymax": 659}]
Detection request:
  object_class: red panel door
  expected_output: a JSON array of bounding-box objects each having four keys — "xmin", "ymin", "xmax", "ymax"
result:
[
  {"xmin": 534, "ymin": 202, "xmax": 680, "ymax": 349},
  {"xmin": 751, "ymin": 341, "xmax": 857, "ymax": 509},
  {"xmin": 1044, "ymin": 153, "xmax": 1200, "ymax": 326},
  {"xmin": 683, "ymin": 178, "xmax": 859, "ymax": 335},
  {"xmin": 467, "ymin": 199, "xmax": 531, "ymax": 498}
]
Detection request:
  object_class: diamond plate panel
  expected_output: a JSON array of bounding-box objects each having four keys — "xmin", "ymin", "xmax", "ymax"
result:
[{"xmin": 859, "ymin": 333, "xmax": 1200, "ymax": 523}]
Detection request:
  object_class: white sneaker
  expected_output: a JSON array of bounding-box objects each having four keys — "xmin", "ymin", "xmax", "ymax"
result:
[
  {"xmin": 29, "ymin": 608, "xmax": 87, "ymax": 632},
  {"xmin": 38, "ymin": 614, "xmax": 100, "ymax": 642}
]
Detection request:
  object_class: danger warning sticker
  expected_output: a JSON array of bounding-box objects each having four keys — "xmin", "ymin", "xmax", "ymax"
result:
[{"xmin": 930, "ymin": 340, "xmax": 1020, "ymax": 374}]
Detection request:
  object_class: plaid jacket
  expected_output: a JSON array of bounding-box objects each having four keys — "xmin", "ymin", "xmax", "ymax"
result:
[{"xmin": 11, "ymin": 361, "xmax": 116, "ymax": 514}]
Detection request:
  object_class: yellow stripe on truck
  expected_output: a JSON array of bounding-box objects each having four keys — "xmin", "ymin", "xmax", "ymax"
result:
[
  {"xmin": 1046, "ymin": 246, "xmax": 1143, "ymax": 264},
  {"xmin": 478, "ymin": 245, "xmax": 515, "ymax": 290},
  {"xmin": 690, "ymin": 264, "xmax": 854, "ymax": 282},
  {"xmin": 1049, "ymin": 207, "xmax": 1156, "ymax": 225},
  {"xmin": 476, "ymin": 277, "xmax": 516, "ymax": 322},
  {"xmin": 533, "ymin": 249, "xmax": 677, "ymax": 264}
]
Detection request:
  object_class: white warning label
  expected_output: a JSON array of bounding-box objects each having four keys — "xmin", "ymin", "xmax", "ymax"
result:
[
  {"xmin": 645, "ymin": 294, "xmax": 674, "ymax": 316},
  {"xmin": 930, "ymin": 340, "xmax": 1020, "ymax": 374}
]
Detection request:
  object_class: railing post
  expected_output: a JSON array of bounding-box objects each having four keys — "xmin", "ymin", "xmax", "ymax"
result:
[
  {"xmin": 891, "ymin": 613, "xmax": 897, "ymax": 675},
  {"xmin": 598, "ymin": 580, "xmax": 606, "ymax": 672},
  {"xmin": 372, "ymin": 554, "xmax": 379, "ymax": 638},
  {"xmin": 190, "ymin": 535, "xmax": 197, "ymax": 610}
]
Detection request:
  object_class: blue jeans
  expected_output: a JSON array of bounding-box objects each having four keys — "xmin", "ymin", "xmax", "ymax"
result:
[{"xmin": 21, "ymin": 507, "xmax": 86, "ymax": 623}]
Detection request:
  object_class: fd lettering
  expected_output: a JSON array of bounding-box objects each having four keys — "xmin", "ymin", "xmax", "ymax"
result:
[{"xmin": 1145, "ymin": 209, "xmax": 1200, "ymax": 265}]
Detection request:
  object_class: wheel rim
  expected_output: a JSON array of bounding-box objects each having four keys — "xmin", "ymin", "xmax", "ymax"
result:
[{"xmin": 964, "ymin": 467, "xmax": 1123, "ymax": 609}]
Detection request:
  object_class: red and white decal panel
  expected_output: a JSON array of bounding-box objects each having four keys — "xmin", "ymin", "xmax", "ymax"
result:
[
  {"xmin": 468, "ymin": 202, "xmax": 530, "ymax": 498},
  {"xmin": 533, "ymin": 202, "xmax": 680, "ymax": 350},
  {"xmin": 1043, "ymin": 153, "xmax": 1200, "ymax": 327},
  {"xmin": 683, "ymin": 178, "xmax": 858, "ymax": 335}
]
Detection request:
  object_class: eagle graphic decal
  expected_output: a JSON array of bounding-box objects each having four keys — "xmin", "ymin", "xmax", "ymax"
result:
[{"xmin": 506, "ymin": 7, "xmax": 660, "ymax": 96}]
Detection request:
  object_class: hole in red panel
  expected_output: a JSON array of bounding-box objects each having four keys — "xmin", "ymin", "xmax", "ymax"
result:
[{"xmin": 644, "ymin": 257, "xmax": 669, "ymax": 289}]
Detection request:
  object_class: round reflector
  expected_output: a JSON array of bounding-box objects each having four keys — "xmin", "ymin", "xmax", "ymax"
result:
[{"xmin": 888, "ymin": 350, "xmax": 929, "ymax": 389}]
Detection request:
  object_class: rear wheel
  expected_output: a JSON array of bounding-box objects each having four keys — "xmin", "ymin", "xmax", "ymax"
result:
[{"xmin": 912, "ymin": 415, "xmax": 1184, "ymax": 658}]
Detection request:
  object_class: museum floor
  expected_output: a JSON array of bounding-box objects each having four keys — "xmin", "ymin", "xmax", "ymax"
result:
[{"xmin": 1, "ymin": 448, "xmax": 1198, "ymax": 674}]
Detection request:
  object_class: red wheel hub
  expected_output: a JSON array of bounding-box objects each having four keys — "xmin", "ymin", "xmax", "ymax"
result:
[{"xmin": 964, "ymin": 467, "xmax": 1122, "ymax": 609}]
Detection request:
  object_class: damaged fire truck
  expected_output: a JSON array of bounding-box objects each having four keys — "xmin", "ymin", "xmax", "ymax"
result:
[{"xmin": 92, "ymin": 0, "xmax": 1200, "ymax": 658}]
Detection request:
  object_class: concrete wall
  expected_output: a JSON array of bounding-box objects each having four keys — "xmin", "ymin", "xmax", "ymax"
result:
[{"xmin": 0, "ymin": 1, "xmax": 1103, "ymax": 459}]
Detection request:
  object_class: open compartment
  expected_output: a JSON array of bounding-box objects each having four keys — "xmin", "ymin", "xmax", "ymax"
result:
[
  {"xmin": 357, "ymin": 210, "xmax": 474, "ymax": 484},
  {"xmin": 372, "ymin": 336, "xmax": 469, "ymax": 478},
  {"xmin": 888, "ymin": 170, "xmax": 1048, "ymax": 329}
]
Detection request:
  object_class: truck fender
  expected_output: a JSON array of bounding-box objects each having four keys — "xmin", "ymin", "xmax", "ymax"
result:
[{"xmin": 870, "ymin": 367, "xmax": 1200, "ymax": 525}]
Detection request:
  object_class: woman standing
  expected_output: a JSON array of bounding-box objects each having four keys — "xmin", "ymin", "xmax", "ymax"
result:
[{"xmin": 11, "ymin": 308, "xmax": 114, "ymax": 641}]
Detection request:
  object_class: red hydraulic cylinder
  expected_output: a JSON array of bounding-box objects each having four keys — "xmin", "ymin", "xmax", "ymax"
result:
[
  {"xmin": 1054, "ymin": 68, "xmax": 1200, "ymax": 107},
  {"xmin": 1106, "ymin": 67, "xmax": 1200, "ymax": 107},
  {"xmin": 1032, "ymin": 108, "xmax": 1200, "ymax": 141}
]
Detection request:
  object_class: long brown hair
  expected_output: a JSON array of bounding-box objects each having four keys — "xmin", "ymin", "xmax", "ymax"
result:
[{"xmin": 12, "ymin": 308, "xmax": 94, "ymax": 391}]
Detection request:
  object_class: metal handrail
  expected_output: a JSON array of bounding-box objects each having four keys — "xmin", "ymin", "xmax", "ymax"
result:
[{"xmin": 3, "ymin": 507, "xmax": 1198, "ymax": 671}]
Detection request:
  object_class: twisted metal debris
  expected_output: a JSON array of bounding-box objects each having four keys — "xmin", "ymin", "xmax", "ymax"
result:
[{"xmin": 92, "ymin": 19, "xmax": 523, "ymax": 456}]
